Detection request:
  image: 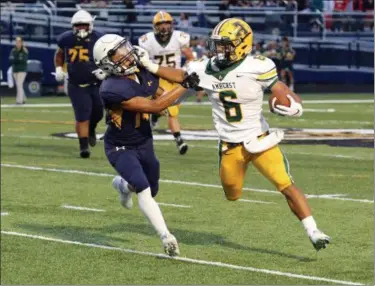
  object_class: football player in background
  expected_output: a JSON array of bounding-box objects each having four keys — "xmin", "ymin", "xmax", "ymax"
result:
[
  {"xmin": 139, "ymin": 18, "xmax": 331, "ymax": 251},
  {"xmin": 280, "ymin": 36, "xmax": 296, "ymax": 91},
  {"xmin": 138, "ymin": 11, "xmax": 195, "ymax": 155},
  {"xmin": 54, "ymin": 10, "xmax": 106, "ymax": 158},
  {"xmin": 93, "ymin": 34, "xmax": 199, "ymax": 256}
]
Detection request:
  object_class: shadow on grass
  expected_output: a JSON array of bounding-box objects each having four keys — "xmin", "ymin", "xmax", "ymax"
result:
[{"xmin": 18, "ymin": 222, "xmax": 315, "ymax": 262}]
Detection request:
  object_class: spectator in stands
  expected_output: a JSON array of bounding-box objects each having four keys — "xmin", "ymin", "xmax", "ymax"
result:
[
  {"xmin": 95, "ymin": 0, "xmax": 110, "ymax": 20},
  {"xmin": 178, "ymin": 13, "xmax": 192, "ymax": 29},
  {"xmin": 9, "ymin": 36, "xmax": 28, "ymax": 105},
  {"xmin": 124, "ymin": 0, "xmax": 137, "ymax": 23},
  {"xmin": 280, "ymin": 36, "xmax": 296, "ymax": 91},
  {"xmin": 332, "ymin": 0, "xmax": 350, "ymax": 31},
  {"xmin": 196, "ymin": 0, "xmax": 209, "ymax": 27},
  {"xmin": 253, "ymin": 41, "xmax": 265, "ymax": 55},
  {"xmin": 264, "ymin": 40, "xmax": 282, "ymax": 74},
  {"xmin": 363, "ymin": 0, "xmax": 374, "ymax": 31},
  {"xmin": 219, "ymin": 0, "xmax": 231, "ymax": 21}
]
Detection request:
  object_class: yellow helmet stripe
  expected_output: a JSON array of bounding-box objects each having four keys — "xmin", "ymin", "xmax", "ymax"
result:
[{"xmin": 213, "ymin": 18, "xmax": 232, "ymax": 36}]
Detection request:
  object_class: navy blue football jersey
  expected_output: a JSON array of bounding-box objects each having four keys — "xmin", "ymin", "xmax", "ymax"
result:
[
  {"xmin": 100, "ymin": 68, "xmax": 159, "ymax": 147},
  {"xmin": 57, "ymin": 30, "xmax": 103, "ymax": 85}
]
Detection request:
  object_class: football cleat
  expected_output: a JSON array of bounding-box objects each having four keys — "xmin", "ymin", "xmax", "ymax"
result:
[
  {"xmin": 89, "ymin": 129, "xmax": 97, "ymax": 147},
  {"xmin": 309, "ymin": 229, "xmax": 331, "ymax": 251},
  {"xmin": 177, "ymin": 142, "xmax": 188, "ymax": 155},
  {"xmin": 112, "ymin": 175, "xmax": 133, "ymax": 209},
  {"xmin": 80, "ymin": 149, "xmax": 90, "ymax": 158},
  {"xmin": 161, "ymin": 233, "xmax": 180, "ymax": 257}
]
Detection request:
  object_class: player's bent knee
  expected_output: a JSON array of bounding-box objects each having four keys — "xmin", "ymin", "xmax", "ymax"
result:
[{"xmin": 150, "ymin": 183, "xmax": 159, "ymax": 197}]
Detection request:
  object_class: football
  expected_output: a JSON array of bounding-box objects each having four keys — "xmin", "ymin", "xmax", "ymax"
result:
[{"xmin": 268, "ymin": 92, "xmax": 302, "ymax": 111}]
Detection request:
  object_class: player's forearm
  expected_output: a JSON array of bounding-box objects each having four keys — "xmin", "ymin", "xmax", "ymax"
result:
[
  {"xmin": 155, "ymin": 66, "xmax": 186, "ymax": 83},
  {"xmin": 152, "ymin": 85, "xmax": 187, "ymax": 112},
  {"xmin": 54, "ymin": 49, "xmax": 64, "ymax": 67}
]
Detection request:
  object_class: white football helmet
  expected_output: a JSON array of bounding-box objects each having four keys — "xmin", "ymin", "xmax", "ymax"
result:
[
  {"xmin": 71, "ymin": 10, "xmax": 94, "ymax": 39},
  {"xmin": 93, "ymin": 34, "xmax": 139, "ymax": 76}
]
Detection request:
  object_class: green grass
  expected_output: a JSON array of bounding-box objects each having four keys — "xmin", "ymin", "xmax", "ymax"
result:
[{"xmin": 1, "ymin": 95, "xmax": 374, "ymax": 285}]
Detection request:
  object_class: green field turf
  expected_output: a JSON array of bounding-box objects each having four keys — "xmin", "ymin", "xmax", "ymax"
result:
[{"xmin": 1, "ymin": 94, "xmax": 374, "ymax": 285}]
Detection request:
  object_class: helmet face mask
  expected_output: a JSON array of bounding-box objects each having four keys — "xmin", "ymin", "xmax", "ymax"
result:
[
  {"xmin": 207, "ymin": 37, "xmax": 237, "ymax": 67},
  {"xmin": 73, "ymin": 23, "xmax": 90, "ymax": 39},
  {"xmin": 94, "ymin": 35, "xmax": 140, "ymax": 76},
  {"xmin": 107, "ymin": 40, "xmax": 139, "ymax": 75},
  {"xmin": 155, "ymin": 22, "xmax": 173, "ymax": 43},
  {"xmin": 209, "ymin": 18, "xmax": 253, "ymax": 68},
  {"xmin": 153, "ymin": 11, "xmax": 174, "ymax": 44}
]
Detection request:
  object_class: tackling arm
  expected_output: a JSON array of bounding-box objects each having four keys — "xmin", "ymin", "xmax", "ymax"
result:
[
  {"xmin": 121, "ymin": 85, "xmax": 187, "ymax": 113},
  {"xmin": 154, "ymin": 66, "xmax": 186, "ymax": 83}
]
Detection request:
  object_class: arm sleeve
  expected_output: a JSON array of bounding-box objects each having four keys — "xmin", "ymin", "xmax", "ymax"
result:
[{"xmin": 256, "ymin": 57, "xmax": 279, "ymax": 90}]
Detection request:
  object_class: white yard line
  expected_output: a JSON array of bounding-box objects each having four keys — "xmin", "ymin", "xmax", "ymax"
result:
[
  {"xmin": 0, "ymin": 230, "xmax": 364, "ymax": 285},
  {"xmin": 1, "ymin": 99, "xmax": 373, "ymax": 109},
  {"xmin": 238, "ymin": 199, "xmax": 276, "ymax": 204},
  {"xmin": 1, "ymin": 163, "xmax": 373, "ymax": 204},
  {"xmin": 1, "ymin": 212, "xmax": 9, "ymax": 216},
  {"xmin": 3, "ymin": 133, "xmax": 371, "ymax": 161},
  {"xmin": 61, "ymin": 204, "xmax": 106, "ymax": 212},
  {"xmin": 157, "ymin": 202, "xmax": 191, "ymax": 208}
]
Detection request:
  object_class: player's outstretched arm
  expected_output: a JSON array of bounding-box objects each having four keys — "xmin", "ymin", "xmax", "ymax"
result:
[
  {"xmin": 121, "ymin": 73, "xmax": 199, "ymax": 113},
  {"xmin": 269, "ymin": 81, "xmax": 303, "ymax": 117},
  {"xmin": 155, "ymin": 66, "xmax": 186, "ymax": 83},
  {"xmin": 135, "ymin": 45, "xmax": 186, "ymax": 83}
]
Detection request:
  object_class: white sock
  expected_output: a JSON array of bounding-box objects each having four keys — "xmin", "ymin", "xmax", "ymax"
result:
[
  {"xmin": 137, "ymin": 187, "xmax": 170, "ymax": 238},
  {"xmin": 301, "ymin": 216, "xmax": 318, "ymax": 236}
]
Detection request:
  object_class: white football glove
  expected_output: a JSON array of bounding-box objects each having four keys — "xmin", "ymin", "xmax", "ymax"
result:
[
  {"xmin": 134, "ymin": 45, "xmax": 159, "ymax": 74},
  {"xmin": 271, "ymin": 94, "xmax": 303, "ymax": 117},
  {"xmin": 54, "ymin": 66, "xmax": 65, "ymax": 82},
  {"xmin": 92, "ymin": 68, "xmax": 108, "ymax": 81}
]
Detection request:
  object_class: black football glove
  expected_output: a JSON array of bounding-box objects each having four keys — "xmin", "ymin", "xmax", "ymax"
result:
[{"xmin": 181, "ymin": 72, "xmax": 200, "ymax": 89}]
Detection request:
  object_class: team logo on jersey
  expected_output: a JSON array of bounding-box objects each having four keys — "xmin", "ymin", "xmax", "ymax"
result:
[{"xmin": 148, "ymin": 80, "xmax": 153, "ymax": 86}]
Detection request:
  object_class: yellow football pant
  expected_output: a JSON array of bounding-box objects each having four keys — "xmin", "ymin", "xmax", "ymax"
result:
[
  {"xmin": 219, "ymin": 142, "xmax": 293, "ymax": 201},
  {"xmin": 158, "ymin": 78, "xmax": 180, "ymax": 117}
]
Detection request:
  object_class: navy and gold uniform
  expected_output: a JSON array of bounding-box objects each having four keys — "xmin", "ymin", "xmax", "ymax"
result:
[
  {"xmin": 100, "ymin": 68, "xmax": 160, "ymax": 196},
  {"xmin": 57, "ymin": 30, "xmax": 104, "ymax": 122}
]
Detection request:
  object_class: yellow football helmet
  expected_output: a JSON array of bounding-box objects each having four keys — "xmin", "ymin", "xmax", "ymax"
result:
[
  {"xmin": 153, "ymin": 11, "xmax": 174, "ymax": 43},
  {"xmin": 208, "ymin": 18, "xmax": 253, "ymax": 66}
]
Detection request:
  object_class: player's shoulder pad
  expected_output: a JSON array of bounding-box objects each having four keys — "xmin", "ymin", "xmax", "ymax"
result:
[
  {"xmin": 91, "ymin": 30, "xmax": 104, "ymax": 40},
  {"xmin": 186, "ymin": 57, "xmax": 209, "ymax": 75},
  {"xmin": 100, "ymin": 76, "xmax": 136, "ymax": 101},
  {"xmin": 57, "ymin": 31, "xmax": 74, "ymax": 47},
  {"xmin": 138, "ymin": 32, "xmax": 153, "ymax": 47},
  {"xmin": 174, "ymin": 30, "xmax": 190, "ymax": 48},
  {"xmin": 246, "ymin": 55, "xmax": 277, "ymax": 81}
]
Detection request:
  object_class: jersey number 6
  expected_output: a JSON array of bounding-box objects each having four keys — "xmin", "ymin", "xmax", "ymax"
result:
[{"xmin": 219, "ymin": 90, "xmax": 243, "ymax": 123}]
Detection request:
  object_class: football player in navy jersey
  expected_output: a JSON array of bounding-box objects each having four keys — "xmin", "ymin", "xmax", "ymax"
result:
[
  {"xmin": 93, "ymin": 34, "xmax": 199, "ymax": 256},
  {"xmin": 54, "ymin": 10, "xmax": 106, "ymax": 158}
]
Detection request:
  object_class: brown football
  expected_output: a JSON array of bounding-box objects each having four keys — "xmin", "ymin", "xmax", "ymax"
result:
[
  {"xmin": 269, "ymin": 93, "xmax": 291, "ymax": 108},
  {"xmin": 268, "ymin": 93, "xmax": 302, "ymax": 111}
]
